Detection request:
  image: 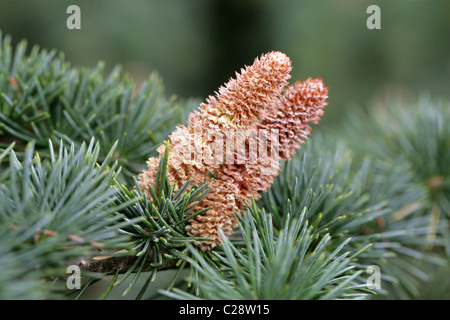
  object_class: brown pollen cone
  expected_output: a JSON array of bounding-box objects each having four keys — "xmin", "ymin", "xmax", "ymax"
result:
[
  {"xmin": 214, "ymin": 78, "xmax": 329, "ymax": 211},
  {"xmin": 138, "ymin": 55, "xmax": 329, "ymax": 251}
]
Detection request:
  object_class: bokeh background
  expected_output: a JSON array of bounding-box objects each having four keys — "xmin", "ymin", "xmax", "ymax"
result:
[
  {"xmin": 1, "ymin": 0, "xmax": 449, "ymax": 126},
  {"xmin": 1, "ymin": 0, "xmax": 449, "ymax": 299}
]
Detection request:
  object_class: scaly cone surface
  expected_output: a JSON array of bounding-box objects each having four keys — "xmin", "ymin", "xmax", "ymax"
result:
[{"xmin": 138, "ymin": 51, "xmax": 328, "ymax": 250}]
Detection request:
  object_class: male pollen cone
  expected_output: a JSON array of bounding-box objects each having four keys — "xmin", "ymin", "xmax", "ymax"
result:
[{"xmin": 138, "ymin": 51, "xmax": 328, "ymax": 251}]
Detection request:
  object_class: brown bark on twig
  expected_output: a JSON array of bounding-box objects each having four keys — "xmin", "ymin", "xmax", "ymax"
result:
[{"xmin": 77, "ymin": 250, "xmax": 178, "ymax": 275}]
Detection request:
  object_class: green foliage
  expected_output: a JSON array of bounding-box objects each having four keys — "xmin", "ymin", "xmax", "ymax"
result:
[
  {"xmin": 337, "ymin": 95, "xmax": 450, "ymax": 220},
  {"xmin": 0, "ymin": 33, "xmax": 449, "ymax": 300},
  {"xmin": 259, "ymin": 136, "xmax": 446, "ymax": 298},
  {"xmin": 0, "ymin": 32, "xmax": 186, "ymax": 184},
  {"xmin": 106, "ymin": 143, "xmax": 213, "ymax": 299},
  {"xmin": 163, "ymin": 201, "xmax": 371, "ymax": 300},
  {"xmin": 325, "ymin": 95, "xmax": 450, "ymax": 298},
  {"xmin": 0, "ymin": 138, "xmax": 133, "ymax": 299}
]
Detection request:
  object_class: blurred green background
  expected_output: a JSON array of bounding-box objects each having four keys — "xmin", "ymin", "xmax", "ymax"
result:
[
  {"xmin": 1, "ymin": 0, "xmax": 449, "ymax": 299},
  {"xmin": 0, "ymin": 0, "xmax": 448, "ymax": 126}
]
